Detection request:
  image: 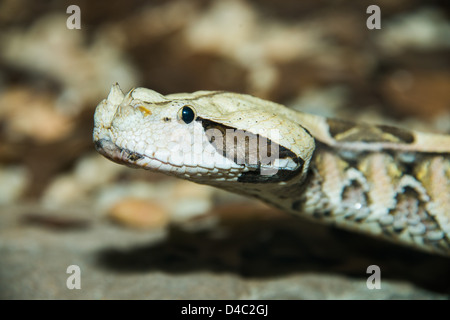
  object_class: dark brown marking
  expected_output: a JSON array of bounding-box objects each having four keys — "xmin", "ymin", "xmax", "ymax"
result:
[
  {"xmin": 327, "ymin": 119, "xmax": 415, "ymax": 144},
  {"xmin": 237, "ymin": 152, "xmax": 304, "ymax": 183},
  {"xmin": 340, "ymin": 180, "xmax": 369, "ymax": 220},
  {"xmin": 197, "ymin": 117, "xmax": 304, "ymax": 183},
  {"xmin": 378, "ymin": 125, "xmax": 415, "ymax": 143},
  {"xmin": 292, "ymin": 200, "xmax": 302, "ymax": 211},
  {"xmin": 327, "ymin": 119, "xmax": 355, "ymax": 138}
]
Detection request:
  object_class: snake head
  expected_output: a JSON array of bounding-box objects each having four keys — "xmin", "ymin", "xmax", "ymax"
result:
[{"xmin": 93, "ymin": 84, "xmax": 315, "ymax": 187}]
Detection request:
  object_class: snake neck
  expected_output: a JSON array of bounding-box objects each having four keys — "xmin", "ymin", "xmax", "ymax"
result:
[{"xmin": 272, "ymin": 144, "xmax": 450, "ymax": 256}]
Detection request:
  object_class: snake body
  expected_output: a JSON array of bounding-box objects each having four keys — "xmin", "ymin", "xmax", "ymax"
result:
[{"xmin": 93, "ymin": 84, "xmax": 450, "ymax": 256}]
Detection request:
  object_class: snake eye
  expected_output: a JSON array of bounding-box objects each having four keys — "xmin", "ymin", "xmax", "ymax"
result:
[{"xmin": 178, "ymin": 105, "xmax": 196, "ymax": 124}]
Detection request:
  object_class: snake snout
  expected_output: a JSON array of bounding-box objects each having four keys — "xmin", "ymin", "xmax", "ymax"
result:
[
  {"xmin": 94, "ymin": 138, "xmax": 116, "ymax": 158},
  {"xmin": 93, "ymin": 139, "xmax": 105, "ymax": 153}
]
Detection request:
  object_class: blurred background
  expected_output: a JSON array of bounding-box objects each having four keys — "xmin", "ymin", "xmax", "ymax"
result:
[{"xmin": 0, "ymin": 0, "xmax": 449, "ymax": 299}]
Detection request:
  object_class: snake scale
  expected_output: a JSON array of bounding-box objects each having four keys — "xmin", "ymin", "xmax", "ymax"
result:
[{"xmin": 93, "ymin": 84, "xmax": 450, "ymax": 256}]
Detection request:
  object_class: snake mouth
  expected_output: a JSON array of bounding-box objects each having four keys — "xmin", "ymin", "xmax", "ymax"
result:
[{"xmin": 94, "ymin": 138, "xmax": 144, "ymax": 167}]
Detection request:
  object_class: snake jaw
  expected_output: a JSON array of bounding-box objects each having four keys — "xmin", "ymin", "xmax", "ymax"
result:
[{"xmin": 94, "ymin": 138, "xmax": 146, "ymax": 169}]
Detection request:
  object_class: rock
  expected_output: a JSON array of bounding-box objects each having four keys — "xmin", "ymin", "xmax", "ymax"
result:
[
  {"xmin": 0, "ymin": 87, "xmax": 73, "ymax": 143},
  {"xmin": 41, "ymin": 153, "xmax": 125, "ymax": 208},
  {"xmin": 0, "ymin": 165, "xmax": 29, "ymax": 205},
  {"xmin": 169, "ymin": 180, "xmax": 214, "ymax": 222},
  {"xmin": 1, "ymin": 14, "xmax": 138, "ymax": 115},
  {"xmin": 108, "ymin": 198, "xmax": 169, "ymax": 229},
  {"xmin": 381, "ymin": 69, "xmax": 450, "ymax": 119}
]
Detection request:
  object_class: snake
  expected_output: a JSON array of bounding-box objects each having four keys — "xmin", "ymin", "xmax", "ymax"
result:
[{"xmin": 93, "ymin": 83, "xmax": 450, "ymax": 256}]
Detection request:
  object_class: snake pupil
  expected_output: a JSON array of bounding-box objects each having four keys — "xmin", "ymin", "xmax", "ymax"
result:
[{"xmin": 181, "ymin": 106, "xmax": 195, "ymax": 124}]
